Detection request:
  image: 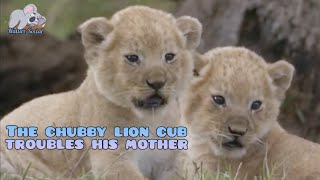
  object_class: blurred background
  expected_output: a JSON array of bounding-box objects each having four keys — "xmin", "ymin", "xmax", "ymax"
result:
[{"xmin": 0, "ymin": 0, "xmax": 319, "ymax": 143}]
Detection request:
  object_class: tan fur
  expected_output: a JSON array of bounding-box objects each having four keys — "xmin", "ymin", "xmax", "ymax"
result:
[
  {"xmin": 0, "ymin": 6, "xmax": 202, "ymax": 179},
  {"xmin": 178, "ymin": 47, "xmax": 320, "ymax": 180}
]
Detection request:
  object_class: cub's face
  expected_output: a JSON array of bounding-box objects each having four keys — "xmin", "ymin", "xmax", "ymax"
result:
[
  {"xmin": 182, "ymin": 47, "xmax": 294, "ymax": 159},
  {"xmin": 79, "ymin": 6, "xmax": 202, "ymax": 116}
]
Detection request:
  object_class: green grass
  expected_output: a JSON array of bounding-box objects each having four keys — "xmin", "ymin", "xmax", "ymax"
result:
[{"xmin": 0, "ymin": 0, "xmax": 177, "ymax": 39}]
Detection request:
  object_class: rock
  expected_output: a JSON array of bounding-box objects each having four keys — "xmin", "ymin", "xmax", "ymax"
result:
[{"xmin": 0, "ymin": 33, "xmax": 87, "ymax": 116}]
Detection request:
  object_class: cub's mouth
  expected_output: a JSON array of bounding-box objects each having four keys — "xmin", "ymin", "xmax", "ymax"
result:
[
  {"xmin": 132, "ymin": 94, "xmax": 167, "ymax": 109},
  {"xmin": 222, "ymin": 138, "xmax": 243, "ymax": 150}
]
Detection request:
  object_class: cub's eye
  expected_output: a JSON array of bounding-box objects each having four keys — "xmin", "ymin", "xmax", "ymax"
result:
[
  {"xmin": 165, "ymin": 53, "xmax": 176, "ymax": 63},
  {"xmin": 212, "ymin": 95, "xmax": 226, "ymax": 106},
  {"xmin": 125, "ymin": 54, "xmax": 140, "ymax": 64},
  {"xmin": 251, "ymin": 101, "xmax": 262, "ymax": 111}
]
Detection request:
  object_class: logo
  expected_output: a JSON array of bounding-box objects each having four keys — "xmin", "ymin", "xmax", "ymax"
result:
[{"xmin": 8, "ymin": 4, "xmax": 46, "ymax": 34}]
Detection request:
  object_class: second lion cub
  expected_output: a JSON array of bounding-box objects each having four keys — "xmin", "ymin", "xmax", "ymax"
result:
[{"xmin": 178, "ymin": 47, "xmax": 320, "ymax": 180}]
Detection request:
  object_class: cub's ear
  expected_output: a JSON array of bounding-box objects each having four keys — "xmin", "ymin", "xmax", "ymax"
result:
[
  {"xmin": 193, "ymin": 52, "xmax": 208, "ymax": 76},
  {"xmin": 268, "ymin": 60, "xmax": 295, "ymax": 98},
  {"xmin": 78, "ymin": 17, "xmax": 113, "ymax": 48},
  {"xmin": 176, "ymin": 16, "xmax": 202, "ymax": 49}
]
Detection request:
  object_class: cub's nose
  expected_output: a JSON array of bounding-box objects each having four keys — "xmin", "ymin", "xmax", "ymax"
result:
[
  {"xmin": 29, "ymin": 17, "xmax": 36, "ymax": 22},
  {"xmin": 228, "ymin": 126, "xmax": 247, "ymax": 136},
  {"xmin": 146, "ymin": 80, "xmax": 165, "ymax": 90}
]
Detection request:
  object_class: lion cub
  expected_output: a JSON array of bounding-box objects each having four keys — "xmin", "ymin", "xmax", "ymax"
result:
[
  {"xmin": 0, "ymin": 6, "xmax": 202, "ymax": 179},
  {"xmin": 179, "ymin": 47, "xmax": 320, "ymax": 180}
]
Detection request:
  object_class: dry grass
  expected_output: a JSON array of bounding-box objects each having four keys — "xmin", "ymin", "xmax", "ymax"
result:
[{"xmin": 0, "ymin": 160, "xmax": 278, "ymax": 180}]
